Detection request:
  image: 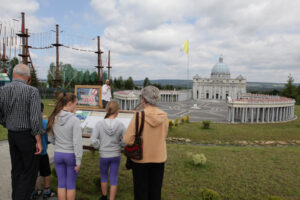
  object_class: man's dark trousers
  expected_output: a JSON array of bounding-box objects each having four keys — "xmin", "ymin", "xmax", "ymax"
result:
[
  {"xmin": 8, "ymin": 130, "xmax": 40, "ymax": 200},
  {"xmin": 102, "ymin": 100, "xmax": 109, "ymax": 109}
]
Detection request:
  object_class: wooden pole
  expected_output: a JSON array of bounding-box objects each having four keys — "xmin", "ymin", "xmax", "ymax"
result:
[
  {"xmin": 97, "ymin": 36, "xmax": 101, "ymax": 83},
  {"xmin": 2, "ymin": 38, "xmax": 6, "ymax": 73},
  {"xmin": 21, "ymin": 12, "xmax": 26, "ymax": 64},
  {"xmin": 55, "ymin": 24, "xmax": 60, "ymax": 88},
  {"xmin": 95, "ymin": 36, "xmax": 103, "ymax": 85},
  {"xmin": 107, "ymin": 50, "xmax": 112, "ymax": 80},
  {"xmin": 25, "ymin": 29, "xmax": 28, "ymax": 65}
]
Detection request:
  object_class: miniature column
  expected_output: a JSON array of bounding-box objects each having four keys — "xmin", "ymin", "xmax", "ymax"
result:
[
  {"xmin": 279, "ymin": 107, "xmax": 282, "ymax": 121},
  {"xmin": 227, "ymin": 107, "xmax": 231, "ymax": 121},
  {"xmin": 242, "ymin": 108, "xmax": 245, "ymax": 122},
  {"xmin": 251, "ymin": 108, "xmax": 254, "ymax": 123},
  {"xmin": 256, "ymin": 107, "xmax": 260, "ymax": 122},
  {"xmin": 231, "ymin": 107, "xmax": 235, "ymax": 123},
  {"xmin": 266, "ymin": 108, "xmax": 270, "ymax": 122},
  {"xmin": 130, "ymin": 100, "xmax": 132, "ymax": 110},
  {"xmin": 271, "ymin": 107, "xmax": 275, "ymax": 122}
]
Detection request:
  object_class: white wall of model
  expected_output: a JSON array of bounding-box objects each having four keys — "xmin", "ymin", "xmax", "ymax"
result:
[
  {"xmin": 227, "ymin": 94, "xmax": 296, "ymax": 123},
  {"xmin": 113, "ymin": 90, "xmax": 192, "ymax": 110}
]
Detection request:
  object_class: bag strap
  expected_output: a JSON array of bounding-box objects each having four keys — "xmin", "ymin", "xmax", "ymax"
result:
[
  {"xmin": 135, "ymin": 111, "xmax": 145, "ymax": 138},
  {"xmin": 138, "ymin": 111, "xmax": 145, "ymax": 137},
  {"xmin": 135, "ymin": 112, "xmax": 139, "ymax": 138}
]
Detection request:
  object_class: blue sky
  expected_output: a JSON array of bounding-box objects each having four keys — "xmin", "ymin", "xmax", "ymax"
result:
[
  {"xmin": 1, "ymin": 0, "xmax": 300, "ymax": 83},
  {"xmin": 36, "ymin": 0, "xmax": 105, "ymax": 37}
]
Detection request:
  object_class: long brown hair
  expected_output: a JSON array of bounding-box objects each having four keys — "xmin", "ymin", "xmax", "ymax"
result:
[
  {"xmin": 46, "ymin": 92, "xmax": 77, "ymax": 133},
  {"xmin": 104, "ymin": 101, "xmax": 119, "ymax": 119}
]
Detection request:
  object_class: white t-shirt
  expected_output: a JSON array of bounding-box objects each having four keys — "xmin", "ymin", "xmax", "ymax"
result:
[{"xmin": 102, "ymin": 84, "xmax": 112, "ymax": 101}]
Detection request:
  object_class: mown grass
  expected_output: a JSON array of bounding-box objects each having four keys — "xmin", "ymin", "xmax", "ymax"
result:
[
  {"xmin": 0, "ymin": 126, "xmax": 8, "ymax": 140},
  {"xmin": 170, "ymin": 105, "xmax": 300, "ymax": 143},
  {"xmin": 50, "ymin": 144, "xmax": 300, "ymax": 200},
  {"xmin": 0, "ymin": 99, "xmax": 55, "ymax": 141}
]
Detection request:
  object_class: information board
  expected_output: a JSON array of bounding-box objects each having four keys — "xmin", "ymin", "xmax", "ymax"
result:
[
  {"xmin": 75, "ymin": 85, "xmax": 102, "ymax": 109},
  {"xmin": 76, "ymin": 110, "xmax": 134, "ymax": 135}
]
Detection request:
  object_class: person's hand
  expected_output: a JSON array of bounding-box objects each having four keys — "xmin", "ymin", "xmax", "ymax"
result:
[
  {"xmin": 35, "ymin": 141, "xmax": 43, "ymax": 155},
  {"xmin": 74, "ymin": 165, "xmax": 81, "ymax": 173}
]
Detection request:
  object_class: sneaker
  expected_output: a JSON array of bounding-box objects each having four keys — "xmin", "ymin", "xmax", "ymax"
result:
[
  {"xmin": 31, "ymin": 190, "xmax": 41, "ymax": 200},
  {"xmin": 99, "ymin": 196, "xmax": 108, "ymax": 200},
  {"xmin": 43, "ymin": 189, "xmax": 56, "ymax": 199}
]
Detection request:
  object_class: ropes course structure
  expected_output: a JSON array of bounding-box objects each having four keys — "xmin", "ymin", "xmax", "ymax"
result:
[
  {"xmin": 0, "ymin": 17, "xmax": 21, "ymax": 72},
  {"xmin": 0, "ymin": 12, "xmax": 112, "ymax": 88}
]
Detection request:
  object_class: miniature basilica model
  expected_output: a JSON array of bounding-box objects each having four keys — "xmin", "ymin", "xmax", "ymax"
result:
[{"xmin": 193, "ymin": 56, "xmax": 246, "ymax": 100}]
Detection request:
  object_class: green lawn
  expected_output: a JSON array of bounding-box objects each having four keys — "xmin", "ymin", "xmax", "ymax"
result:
[
  {"xmin": 1, "ymin": 101, "xmax": 300, "ymax": 143},
  {"xmin": 0, "ymin": 126, "xmax": 7, "ymax": 140},
  {"xmin": 170, "ymin": 105, "xmax": 300, "ymax": 144},
  {"xmin": 50, "ymin": 144, "xmax": 300, "ymax": 200}
]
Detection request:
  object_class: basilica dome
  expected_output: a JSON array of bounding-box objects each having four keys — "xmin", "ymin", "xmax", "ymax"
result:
[{"xmin": 211, "ymin": 56, "xmax": 230, "ymax": 79}]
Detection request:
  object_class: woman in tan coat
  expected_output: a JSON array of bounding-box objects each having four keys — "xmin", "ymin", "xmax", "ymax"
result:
[{"xmin": 124, "ymin": 86, "xmax": 169, "ymax": 200}]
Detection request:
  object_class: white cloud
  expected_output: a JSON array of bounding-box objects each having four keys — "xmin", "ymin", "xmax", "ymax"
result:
[
  {"xmin": 88, "ymin": 0, "xmax": 300, "ymax": 83},
  {"xmin": 2, "ymin": 0, "xmax": 300, "ymax": 83}
]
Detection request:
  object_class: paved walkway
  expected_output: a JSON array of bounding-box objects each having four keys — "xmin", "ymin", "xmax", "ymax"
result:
[
  {"xmin": 0, "ymin": 138, "xmax": 90, "ymax": 200},
  {"xmin": 0, "ymin": 140, "xmax": 55, "ymax": 200}
]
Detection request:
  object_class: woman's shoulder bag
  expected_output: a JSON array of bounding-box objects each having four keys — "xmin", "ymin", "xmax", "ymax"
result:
[{"xmin": 124, "ymin": 111, "xmax": 145, "ymax": 160}]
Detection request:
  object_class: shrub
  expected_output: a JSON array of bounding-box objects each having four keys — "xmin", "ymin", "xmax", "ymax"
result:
[
  {"xmin": 202, "ymin": 120, "xmax": 211, "ymax": 129},
  {"xmin": 51, "ymin": 167, "xmax": 57, "ymax": 178},
  {"xmin": 169, "ymin": 120, "xmax": 174, "ymax": 128},
  {"xmin": 93, "ymin": 176, "xmax": 101, "ymax": 188},
  {"xmin": 193, "ymin": 153, "xmax": 207, "ymax": 166},
  {"xmin": 186, "ymin": 114, "xmax": 190, "ymax": 123},
  {"xmin": 175, "ymin": 119, "xmax": 179, "ymax": 126},
  {"xmin": 264, "ymin": 196, "xmax": 284, "ymax": 200},
  {"xmin": 181, "ymin": 116, "xmax": 185, "ymax": 124},
  {"xmin": 200, "ymin": 188, "xmax": 222, "ymax": 200}
]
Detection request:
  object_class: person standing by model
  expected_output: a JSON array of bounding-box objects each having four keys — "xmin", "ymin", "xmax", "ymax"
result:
[
  {"xmin": 102, "ymin": 79, "xmax": 112, "ymax": 109},
  {"xmin": 0, "ymin": 64, "xmax": 43, "ymax": 200}
]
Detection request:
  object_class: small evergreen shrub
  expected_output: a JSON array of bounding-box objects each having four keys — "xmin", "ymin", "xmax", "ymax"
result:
[
  {"xmin": 264, "ymin": 196, "xmax": 284, "ymax": 200},
  {"xmin": 200, "ymin": 188, "xmax": 222, "ymax": 200},
  {"xmin": 181, "ymin": 116, "xmax": 185, "ymax": 124},
  {"xmin": 175, "ymin": 119, "xmax": 179, "ymax": 126},
  {"xmin": 186, "ymin": 114, "xmax": 190, "ymax": 123},
  {"xmin": 169, "ymin": 120, "xmax": 174, "ymax": 128},
  {"xmin": 202, "ymin": 120, "xmax": 211, "ymax": 129},
  {"xmin": 193, "ymin": 153, "xmax": 207, "ymax": 166}
]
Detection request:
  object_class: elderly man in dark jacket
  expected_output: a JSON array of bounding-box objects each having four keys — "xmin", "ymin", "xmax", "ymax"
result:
[{"xmin": 0, "ymin": 64, "xmax": 43, "ymax": 200}]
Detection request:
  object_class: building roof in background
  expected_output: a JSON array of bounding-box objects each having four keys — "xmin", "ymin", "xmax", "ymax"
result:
[{"xmin": 0, "ymin": 73, "xmax": 10, "ymax": 82}]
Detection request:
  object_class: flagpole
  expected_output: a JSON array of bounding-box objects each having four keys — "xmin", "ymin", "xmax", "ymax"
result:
[
  {"xmin": 184, "ymin": 40, "xmax": 189, "ymax": 89},
  {"xmin": 187, "ymin": 52, "xmax": 189, "ymax": 89}
]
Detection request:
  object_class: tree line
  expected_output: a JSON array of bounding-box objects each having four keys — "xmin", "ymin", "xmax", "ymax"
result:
[{"xmin": 251, "ymin": 75, "xmax": 300, "ymax": 104}]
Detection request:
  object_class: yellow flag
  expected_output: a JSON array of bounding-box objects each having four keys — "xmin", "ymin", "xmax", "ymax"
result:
[{"xmin": 184, "ymin": 40, "xmax": 189, "ymax": 54}]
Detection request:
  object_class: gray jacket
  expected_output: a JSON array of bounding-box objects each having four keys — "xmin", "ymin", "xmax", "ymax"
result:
[
  {"xmin": 90, "ymin": 118, "xmax": 126, "ymax": 158},
  {"xmin": 48, "ymin": 110, "xmax": 83, "ymax": 165}
]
